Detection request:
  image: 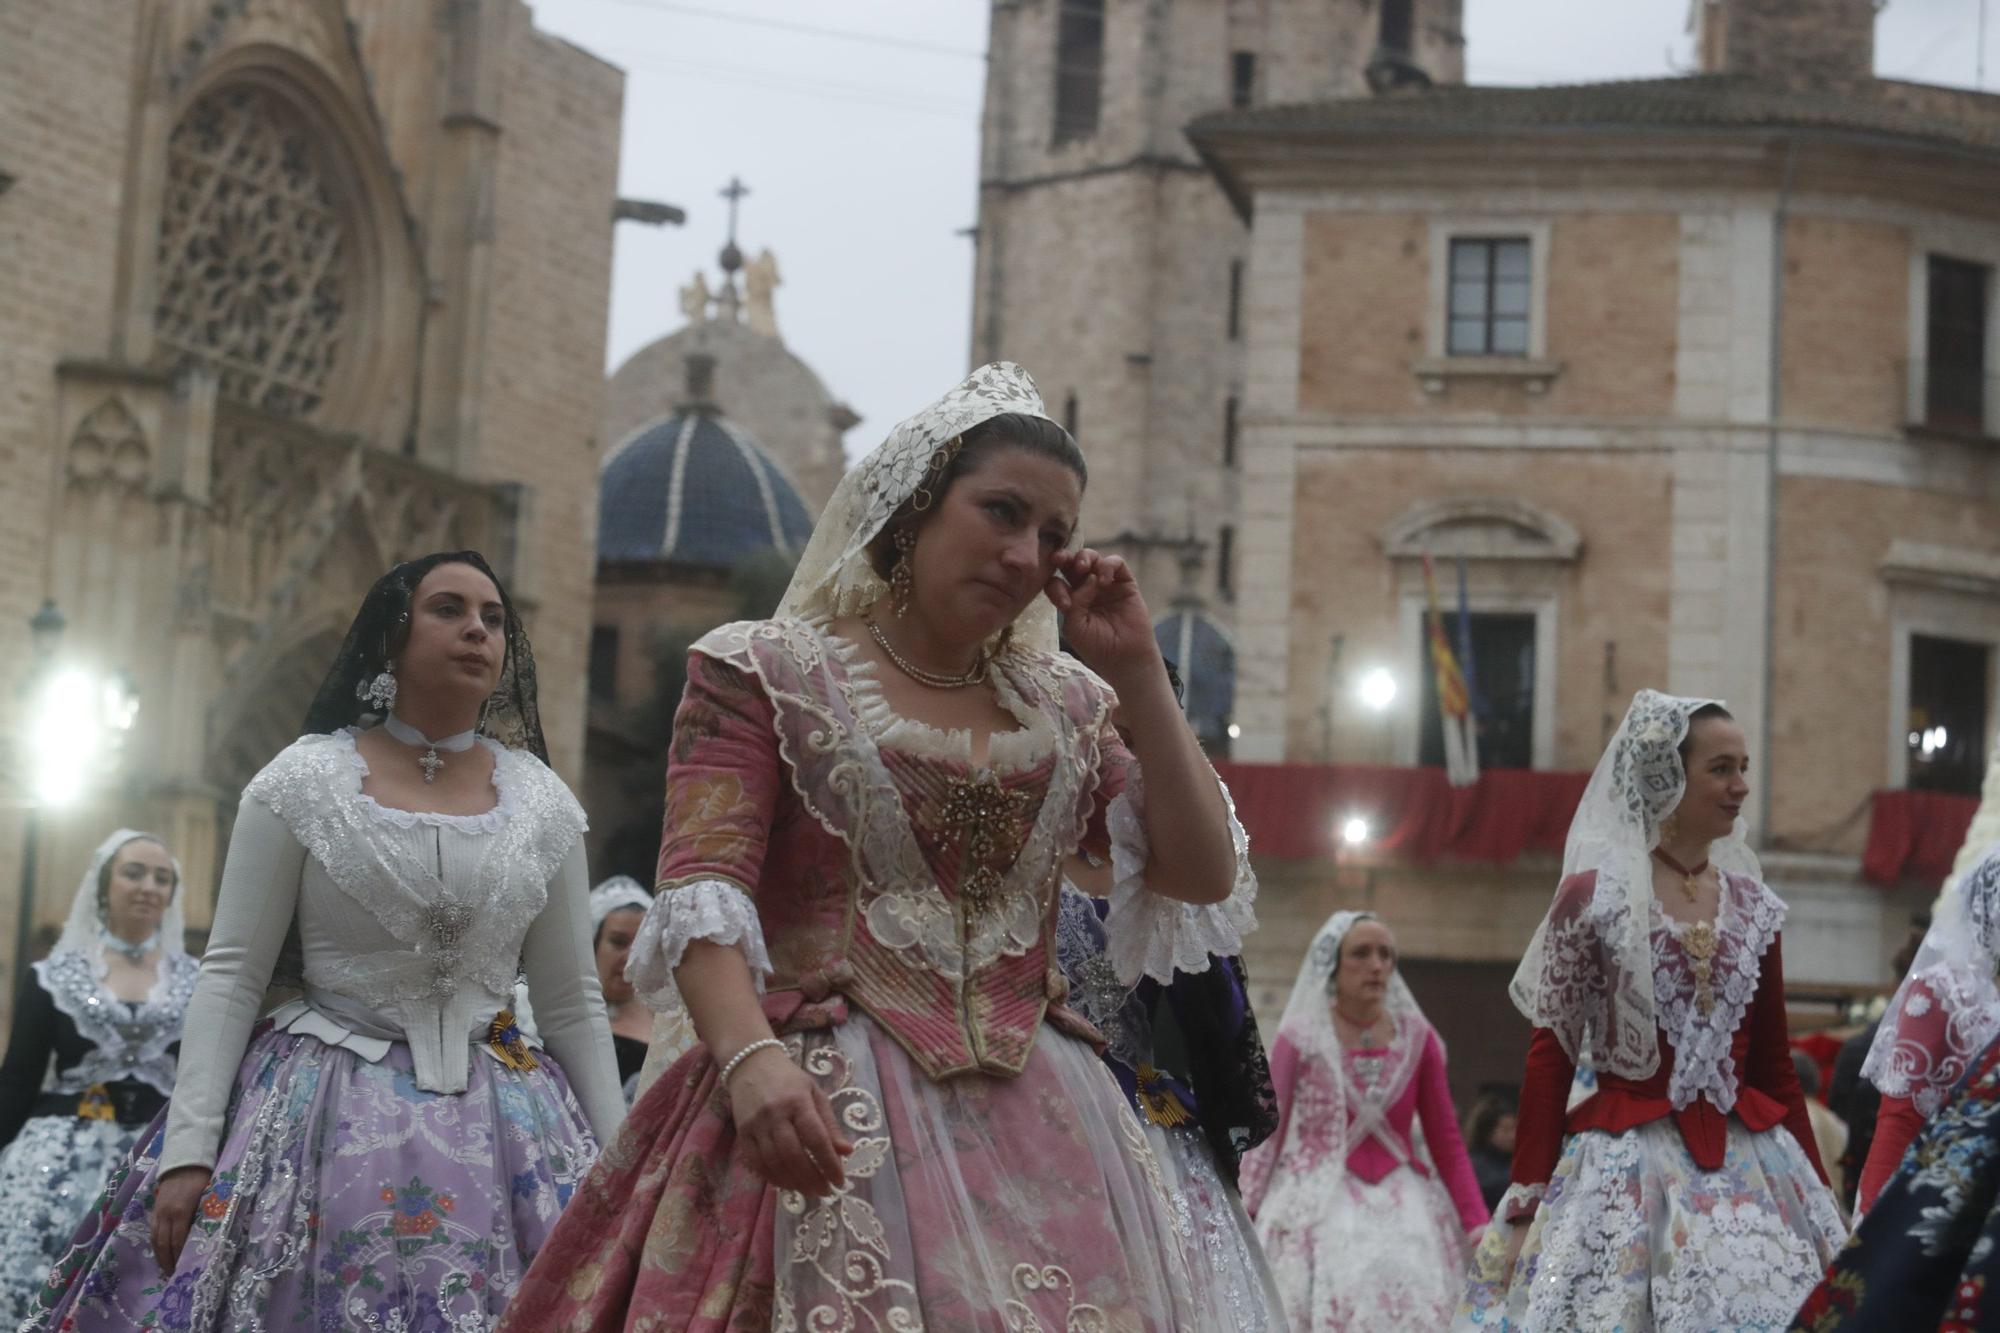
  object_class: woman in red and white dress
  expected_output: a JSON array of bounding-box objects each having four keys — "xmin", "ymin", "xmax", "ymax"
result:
[{"xmin": 1454, "ymin": 689, "xmax": 1845, "ymax": 1332}]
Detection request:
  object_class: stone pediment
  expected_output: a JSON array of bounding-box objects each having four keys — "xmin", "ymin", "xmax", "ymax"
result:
[{"xmin": 1378, "ymin": 497, "xmax": 1582, "ymax": 563}]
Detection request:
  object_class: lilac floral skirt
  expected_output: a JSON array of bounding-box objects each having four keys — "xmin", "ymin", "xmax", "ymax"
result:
[{"xmin": 27, "ymin": 1022, "xmax": 599, "ymax": 1332}]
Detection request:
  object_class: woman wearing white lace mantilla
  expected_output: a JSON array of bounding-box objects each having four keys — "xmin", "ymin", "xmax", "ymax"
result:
[
  {"xmin": 1454, "ymin": 690, "xmax": 1844, "ymax": 1332},
  {"xmin": 498, "ymin": 361, "xmax": 1259, "ymax": 1331},
  {"xmin": 29, "ymin": 551, "xmax": 625, "ymax": 1331},
  {"xmin": 1853, "ymin": 839, "xmax": 2000, "ymax": 1211},
  {"xmin": 0, "ymin": 830, "xmax": 197, "ymax": 1324},
  {"xmin": 1240, "ymin": 911, "xmax": 1487, "ymax": 1331}
]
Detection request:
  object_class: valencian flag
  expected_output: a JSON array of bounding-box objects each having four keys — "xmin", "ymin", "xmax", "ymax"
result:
[{"xmin": 1422, "ymin": 552, "xmax": 1479, "ymax": 787}]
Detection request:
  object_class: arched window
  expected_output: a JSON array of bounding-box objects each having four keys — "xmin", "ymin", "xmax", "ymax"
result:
[{"xmin": 154, "ymin": 84, "xmax": 353, "ymax": 418}]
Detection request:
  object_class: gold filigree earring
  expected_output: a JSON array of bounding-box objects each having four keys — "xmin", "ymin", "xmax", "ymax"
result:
[{"xmin": 890, "ymin": 529, "xmax": 917, "ymax": 618}]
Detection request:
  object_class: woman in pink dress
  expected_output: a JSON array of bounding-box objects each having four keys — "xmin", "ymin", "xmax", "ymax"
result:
[
  {"xmin": 1240, "ymin": 910, "xmax": 1487, "ymax": 1329},
  {"xmin": 496, "ymin": 362, "xmax": 1260, "ymax": 1331}
]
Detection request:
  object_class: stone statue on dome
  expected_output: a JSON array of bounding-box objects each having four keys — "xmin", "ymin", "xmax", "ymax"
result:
[
  {"xmin": 677, "ymin": 272, "xmax": 711, "ymax": 326},
  {"xmin": 743, "ymin": 249, "xmax": 781, "ymax": 339}
]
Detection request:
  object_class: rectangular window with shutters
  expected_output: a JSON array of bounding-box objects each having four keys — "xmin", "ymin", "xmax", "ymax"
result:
[
  {"xmin": 1447, "ymin": 237, "xmax": 1533, "ymax": 356},
  {"xmin": 1216, "ymin": 525, "xmax": 1235, "ymax": 601},
  {"xmin": 1223, "ymin": 394, "xmax": 1239, "ymax": 468},
  {"xmin": 1231, "ymin": 51, "xmax": 1257, "ymax": 109},
  {"xmin": 1907, "ymin": 633, "xmax": 1991, "ymax": 795},
  {"xmin": 1926, "ymin": 255, "xmax": 1990, "ymax": 433},
  {"xmin": 1227, "ymin": 259, "xmax": 1244, "ymax": 340},
  {"xmin": 1419, "ymin": 611, "xmax": 1536, "ymax": 770},
  {"xmin": 1053, "ymin": 0, "xmax": 1105, "ymax": 145}
]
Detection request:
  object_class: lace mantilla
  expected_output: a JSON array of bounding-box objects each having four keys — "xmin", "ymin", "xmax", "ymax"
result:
[
  {"xmin": 245, "ymin": 730, "xmax": 587, "ymax": 1003},
  {"xmin": 1650, "ymin": 872, "xmax": 1786, "ymax": 1113},
  {"xmin": 1101, "ymin": 768, "xmax": 1259, "ymax": 987},
  {"xmin": 626, "ymin": 877, "xmax": 773, "ymax": 1016},
  {"xmin": 701, "ymin": 617, "xmax": 1111, "ymax": 981},
  {"xmin": 34, "ymin": 949, "xmax": 199, "ymax": 1098}
]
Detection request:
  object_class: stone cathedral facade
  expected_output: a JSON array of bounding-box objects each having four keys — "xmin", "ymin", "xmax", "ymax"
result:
[{"xmin": 0, "ymin": 0, "xmax": 626, "ymax": 971}]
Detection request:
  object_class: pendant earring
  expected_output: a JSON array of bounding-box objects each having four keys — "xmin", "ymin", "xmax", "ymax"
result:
[
  {"xmin": 476, "ymin": 696, "xmax": 493, "ymax": 736},
  {"xmin": 357, "ymin": 661, "xmax": 398, "ymax": 712},
  {"xmin": 890, "ymin": 529, "xmax": 917, "ymax": 619}
]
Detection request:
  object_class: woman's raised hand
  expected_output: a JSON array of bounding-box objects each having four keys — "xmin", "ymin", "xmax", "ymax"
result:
[
  {"xmin": 726, "ymin": 1045, "xmax": 854, "ymax": 1198},
  {"xmin": 1045, "ymin": 548, "xmax": 1160, "ymax": 687}
]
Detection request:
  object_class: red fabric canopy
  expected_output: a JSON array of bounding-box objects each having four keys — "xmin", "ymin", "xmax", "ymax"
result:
[
  {"xmin": 1862, "ymin": 788, "xmax": 1979, "ymax": 888},
  {"xmin": 1211, "ymin": 762, "xmax": 1590, "ymax": 865}
]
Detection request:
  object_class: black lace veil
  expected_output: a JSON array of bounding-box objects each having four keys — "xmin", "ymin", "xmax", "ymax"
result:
[{"xmin": 300, "ymin": 550, "xmax": 549, "ymax": 763}]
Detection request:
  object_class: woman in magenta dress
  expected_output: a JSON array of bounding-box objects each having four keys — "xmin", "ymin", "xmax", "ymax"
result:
[
  {"xmin": 1239, "ymin": 910, "xmax": 1486, "ymax": 1329},
  {"xmin": 497, "ymin": 362, "xmax": 1260, "ymax": 1331}
]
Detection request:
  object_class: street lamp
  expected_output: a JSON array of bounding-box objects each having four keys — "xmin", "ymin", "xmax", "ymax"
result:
[
  {"xmin": 1356, "ymin": 668, "xmax": 1398, "ymax": 712},
  {"xmin": 13, "ymin": 602, "xmax": 140, "ymax": 977},
  {"xmin": 1340, "ymin": 815, "xmax": 1373, "ymax": 847}
]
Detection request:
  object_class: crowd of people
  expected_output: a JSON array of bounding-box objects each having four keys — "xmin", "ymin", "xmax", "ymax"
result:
[{"xmin": 1, "ymin": 363, "xmax": 1995, "ymax": 1330}]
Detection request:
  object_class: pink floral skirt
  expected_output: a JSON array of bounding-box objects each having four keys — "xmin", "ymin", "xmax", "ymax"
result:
[{"xmin": 499, "ymin": 1005, "xmax": 1214, "ymax": 1331}]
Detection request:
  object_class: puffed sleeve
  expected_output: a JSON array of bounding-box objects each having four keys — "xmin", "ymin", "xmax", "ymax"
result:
[
  {"xmin": 519, "ymin": 839, "xmax": 626, "ymax": 1142},
  {"xmin": 1090, "ymin": 721, "xmax": 1259, "ymax": 987},
  {"xmin": 623, "ymin": 649, "xmax": 781, "ymax": 1012},
  {"xmin": 160, "ymin": 794, "xmax": 307, "ymax": 1174}
]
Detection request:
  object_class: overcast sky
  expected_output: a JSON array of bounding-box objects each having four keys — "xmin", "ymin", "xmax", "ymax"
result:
[{"xmin": 529, "ymin": 0, "xmax": 2000, "ymax": 456}]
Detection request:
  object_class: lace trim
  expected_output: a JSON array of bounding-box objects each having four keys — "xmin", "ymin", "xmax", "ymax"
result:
[
  {"xmin": 337, "ymin": 729, "xmax": 516, "ymax": 833},
  {"xmin": 1497, "ymin": 1181, "xmax": 1545, "ymax": 1222},
  {"xmin": 1101, "ymin": 768, "xmax": 1259, "ymax": 987},
  {"xmin": 245, "ymin": 733, "xmax": 586, "ymax": 1002},
  {"xmin": 1866, "ymin": 965, "xmax": 2000, "ymax": 1117},
  {"xmin": 698, "ymin": 618, "xmax": 1112, "ymax": 980},
  {"xmin": 1650, "ymin": 872, "xmax": 1786, "ymax": 1113},
  {"xmin": 626, "ymin": 876, "xmax": 772, "ymax": 1016},
  {"xmin": 35, "ymin": 950, "xmax": 199, "ymax": 1098},
  {"xmin": 838, "ymin": 640, "xmax": 1056, "ymax": 773},
  {"xmin": 1053, "ymin": 883, "xmax": 1151, "ymax": 1072}
]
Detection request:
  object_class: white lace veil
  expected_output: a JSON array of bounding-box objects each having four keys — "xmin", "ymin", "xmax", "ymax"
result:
[
  {"xmin": 1861, "ymin": 840, "xmax": 2000, "ymax": 1117},
  {"xmin": 775, "ymin": 360, "xmax": 1063, "ymax": 655},
  {"xmin": 1239, "ymin": 911, "xmax": 1432, "ymax": 1209},
  {"xmin": 1509, "ymin": 689, "xmax": 1760, "ymax": 1079},
  {"xmin": 589, "ymin": 875, "xmax": 652, "ymax": 936},
  {"xmin": 53, "ymin": 828, "xmax": 190, "ymax": 978}
]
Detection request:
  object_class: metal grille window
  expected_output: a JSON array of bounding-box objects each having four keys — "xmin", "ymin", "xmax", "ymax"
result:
[
  {"xmin": 1053, "ymin": 1, "xmax": 1105, "ymax": 145},
  {"xmin": 1447, "ymin": 237, "xmax": 1532, "ymax": 357},
  {"xmin": 1926, "ymin": 255, "xmax": 1989, "ymax": 433}
]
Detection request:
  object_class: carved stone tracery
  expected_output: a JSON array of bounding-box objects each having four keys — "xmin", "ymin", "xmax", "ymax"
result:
[{"xmin": 154, "ymin": 84, "xmax": 351, "ymax": 419}]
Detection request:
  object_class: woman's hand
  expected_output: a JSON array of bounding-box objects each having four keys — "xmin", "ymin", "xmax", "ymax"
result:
[
  {"xmin": 1496, "ymin": 1217, "xmax": 1530, "ymax": 1288},
  {"xmin": 151, "ymin": 1164, "xmax": 212, "ymax": 1273},
  {"xmin": 726, "ymin": 1045, "xmax": 854, "ymax": 1197},
  {"xmin": 1045, "ymin": 549, "xmax": 1160, "ymax": 689}
]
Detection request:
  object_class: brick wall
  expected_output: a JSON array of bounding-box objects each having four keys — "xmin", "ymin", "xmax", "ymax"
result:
[
  {"xmin": 1699, "ymin": 0, "xmax": 1877, "ymax": 88},
  {"xmin": 475, "ymin": 27, "xmax": 624, "ymax": 784},
  {"xmin": 1780, "ymin": 216, "xmax": 1908, "ymax": 434}
]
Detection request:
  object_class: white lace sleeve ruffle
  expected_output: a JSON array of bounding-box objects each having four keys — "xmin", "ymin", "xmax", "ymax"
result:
[
  {"xmin": 1497, "ymin": 1182, "xmax": 1544, "ymax": 1223},
  {"xmin": 625, "ymin": 878, "xmax": 773, "ymax": 1015},
  {"xmin": 1101, "ymin": 767, "xmax": 1259, "ymax": 987}
]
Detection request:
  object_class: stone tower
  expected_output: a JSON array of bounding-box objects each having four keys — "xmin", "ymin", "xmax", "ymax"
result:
[{"xmin": 972, "ymin": 0, "xmax": 1465, "ymax": 621}]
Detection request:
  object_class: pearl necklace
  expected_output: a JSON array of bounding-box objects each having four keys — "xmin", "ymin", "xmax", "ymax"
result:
[
  {"xmin": 867, "ymin": 617, "xmax": 988, "ymax": 690},
  {"xmin": 383, "ymin": 713, "xmax": 479, "ymax": 783}
]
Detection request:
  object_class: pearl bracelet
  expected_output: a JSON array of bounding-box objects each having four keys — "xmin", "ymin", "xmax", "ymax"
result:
[{"xmin": 718, "ymin": 1037, "xmax": 786, "ymax": 1084}]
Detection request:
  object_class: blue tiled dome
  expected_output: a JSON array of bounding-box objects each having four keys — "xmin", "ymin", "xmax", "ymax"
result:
[
  {"xmin": 1154, "ymin": 610, "xmax": 1236, "ymax": 744},
  {"xmin": 598, "ymin": 410, "xmax": 815, "ymax": 567}
]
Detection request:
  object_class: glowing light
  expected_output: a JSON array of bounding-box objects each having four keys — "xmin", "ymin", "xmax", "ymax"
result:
[
  {"xmin": 1918, "ymin": 726, "xmax": 1950, "ymax": 757},
  {"xmin": 1226, "ymin": 723, "xmax": 1242, "ymax": 740},
  {"xmin": 1357, "ymin": 668, "xmax": 1398, "ymax": 712},
  {"xmin": 1340, "ymin": 816, "xmax": 1372, "ymax": 847},
  {"xmin": 26, "ymin": 666, "xmax": 139, "ymax": 807}
]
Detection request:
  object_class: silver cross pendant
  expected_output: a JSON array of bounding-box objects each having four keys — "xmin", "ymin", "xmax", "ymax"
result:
[{"xmin": 417, "ymin": 748, "xmax": 443, "ymax": 783}]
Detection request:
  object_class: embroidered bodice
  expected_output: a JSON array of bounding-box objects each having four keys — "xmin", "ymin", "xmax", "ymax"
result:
[
  {"xmin": 1649, "ymin": 871, "xmax": 1786, "ymax": 1114},
  {"xmin": 627, "ymin": 617, "xmax": 1256, "ymax": 1083},
  {"xmin": 34, "ymin": 950, "xmax": 199, "ymax": 1098},
  {"xmin": 159, "ymin": 731, "xmax": 625, "ymax": 1174}
]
